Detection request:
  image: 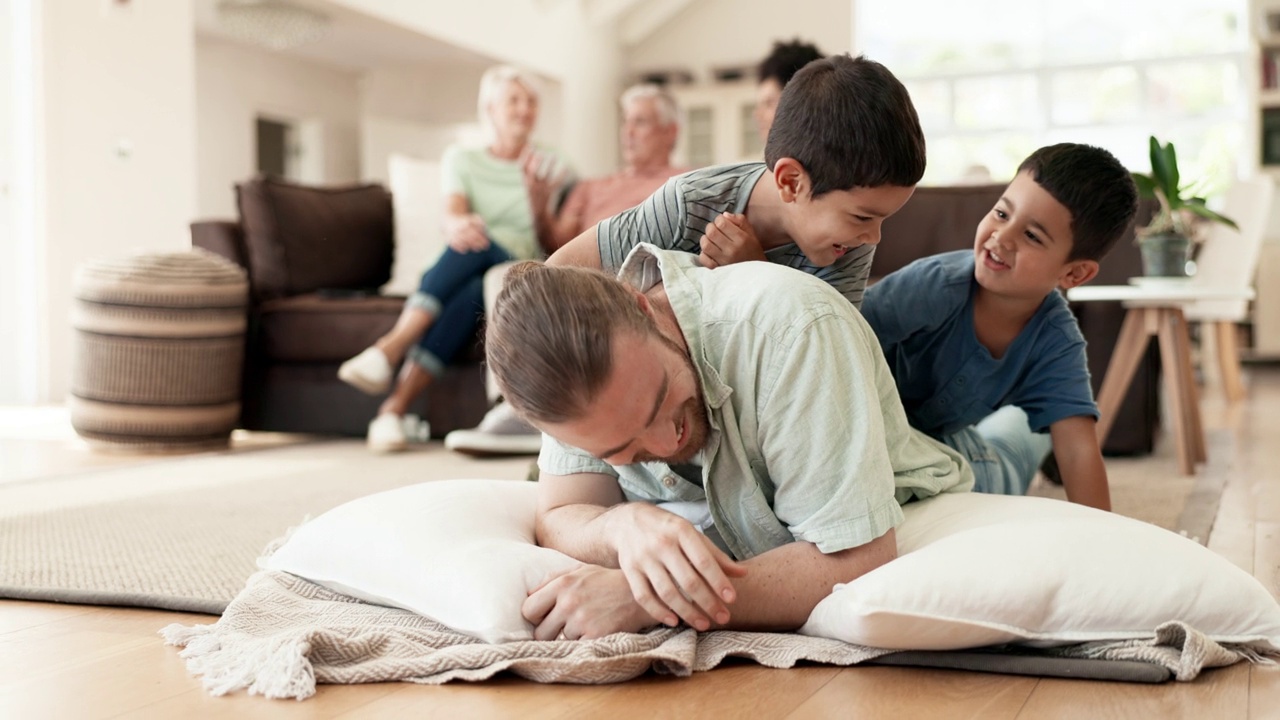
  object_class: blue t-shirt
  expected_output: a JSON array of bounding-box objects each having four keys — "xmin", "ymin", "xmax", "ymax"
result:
[{"xmin": 861, "ymin": 250, "xmax": 1097, "ymax": 437}]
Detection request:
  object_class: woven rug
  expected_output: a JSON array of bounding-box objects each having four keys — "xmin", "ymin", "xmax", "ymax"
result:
[
  {"xmin": 0, "ymin": 430, "xmax": 1229, "ymax": 615},
  {"xmin": 0, "ymin": 441, "xmax": 531, "ymax": 613},
  {"xmin": 1028, "ymin": 428, "xmax": 1232, "ymax": 544},
  {"xmin": 162, "ymin": 570, "xmax": 1274, "ymax": 697}
]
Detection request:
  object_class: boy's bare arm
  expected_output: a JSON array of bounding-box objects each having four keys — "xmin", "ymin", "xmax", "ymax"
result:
[
  {"xmin": 546, "ymin": 226, "xmax": 603, "ymax": 268},
  {"xmin": 1049, "ymin": 416, "xmax": 1112, "ymax": 511}
]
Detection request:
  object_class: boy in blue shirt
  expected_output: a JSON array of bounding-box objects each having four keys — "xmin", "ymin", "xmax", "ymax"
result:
[{"xmin": 861, "ymin": 144, "xmax": 1138, "ymax": 511}]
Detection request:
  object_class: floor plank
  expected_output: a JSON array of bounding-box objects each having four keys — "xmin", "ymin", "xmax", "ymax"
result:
[
  {"xmin": 787, "ymin": 666, "xmax": 1037, "ymax": 719},
  {"xmin": 330, "ymin": 678, "xmax": 620, "ymax": 720},
  {"xmin": 1014, "ymin": 663, "xmax": 1249, "ymax": 719}
]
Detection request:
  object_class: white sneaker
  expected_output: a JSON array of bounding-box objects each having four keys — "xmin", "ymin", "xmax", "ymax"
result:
[
  {"xmin": 444, "ymin": 401, "xmax": 542, "ymax": 456},
  {"xmin": 366, "ymin": 413, "xmax": 408, "ymax": 453},
  {"xmin": 338, "ymin": 347, "xmax": 392, "ymax": 395}
]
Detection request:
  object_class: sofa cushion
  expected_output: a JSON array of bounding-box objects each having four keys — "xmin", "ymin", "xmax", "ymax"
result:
[
  {"xmin": 255, "ymin": 293, "xmax": 485, "ymax": 365},
  {"xmin": 873, "ymin": 184, "xmax": 1004, "ymax": 278},
  {"xmin": 255, "ymin": 294, "xmax": 402, "ymax": 363},
  {"xmin": 236, "ymin": 176, "xmax": 394, "ymax": 301}
]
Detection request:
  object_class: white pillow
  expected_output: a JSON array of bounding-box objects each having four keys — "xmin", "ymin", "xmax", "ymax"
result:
[
  {"xmin": 385, "ymin": 153, "xmax": 447, "ymax": 296},
  {"xmin": 800, "ymin": 492, "xmax": 1280, "ymax": 651},
  {"xmin": 261, "ymin": 479, "xmax": 579, "ymax": 644},
  {"xmin": 264, "ymin": 480, "xmax": 1280, "ymax": 652}
]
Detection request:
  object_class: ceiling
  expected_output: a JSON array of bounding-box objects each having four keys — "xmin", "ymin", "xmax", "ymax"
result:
[{"xmin": 193, "ymin": 0, "xmax": 497, "ymax": 71}]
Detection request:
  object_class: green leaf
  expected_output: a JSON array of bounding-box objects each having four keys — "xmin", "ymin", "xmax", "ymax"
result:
[
  {"xmin": 1162, "ymin": 140, "xmax": 1181, "ymax": 201},
  {"xmin": 1148, "ymin": 137, "xmax": 1177, "ymax": 204},
  {"xmin": 1183, "ymin": 198, "xmax": 1239, "ymax": 229},
  {"xmin": 1131, "ymin": 172, "xmax": 1158, "ymax": 199}
]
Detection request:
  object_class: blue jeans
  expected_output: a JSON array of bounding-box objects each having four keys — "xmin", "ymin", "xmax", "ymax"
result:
[
  {"xmin": 942, "ymin": 406, "xmax": 1052, "ymax": 496},
  {"xmin": 406, "ymin": 242, "xmax": 511, "ymax": 377}
]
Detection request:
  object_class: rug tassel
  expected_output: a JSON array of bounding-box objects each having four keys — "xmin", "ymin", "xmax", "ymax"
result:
[
  {"xmin": 1222, "ymin": 642, "xmax": 1280, "ymax": 666},
  {"xmin": 160, "ymin": 622, "xmax": 317, "ymax": 700}
]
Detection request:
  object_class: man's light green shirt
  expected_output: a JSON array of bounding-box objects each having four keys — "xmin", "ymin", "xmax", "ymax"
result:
[{"xmin": 538, "ymin": 244, "xmax": 974, "ymax": 561}]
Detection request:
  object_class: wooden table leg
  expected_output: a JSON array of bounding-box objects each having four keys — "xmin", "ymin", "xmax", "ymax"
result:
[
  {"xmin": 1172, "ymin": 310, "xmax": 1207, "ymax": 464},
  {"xmin": 1156, "ymin": 309, "xmax": 1195, "ymax": 475},
  {"xmin": 1216, "ymin": 321, "xmax": 1246, "ymax": 403},
  {"xmin": 1094, "ymin": 308, "xmax": 1152, "ymax": 446}
]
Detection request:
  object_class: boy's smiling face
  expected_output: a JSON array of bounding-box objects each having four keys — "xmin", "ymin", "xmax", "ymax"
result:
[
  {"xmin": 775, "ymin": 158, "xmax": 916, "ymax": 267},
  {"xmin": 973, "ymin": 171, "xmax": 1096, "ymax": 299}
]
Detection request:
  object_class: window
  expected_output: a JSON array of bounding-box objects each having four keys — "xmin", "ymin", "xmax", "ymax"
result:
[
  {"xmin": 856, "ymin": 0, "xmax": 1248, "ymax": 188},
  {"xmin": 685, "ymin": 106, "xmax": 715, "ymax": 168}
]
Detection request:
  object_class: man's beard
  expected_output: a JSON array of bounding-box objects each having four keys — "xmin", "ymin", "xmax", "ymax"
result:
[{"xmin": 634, "ymin": 341, "xmax": 710, "ymax": 465}]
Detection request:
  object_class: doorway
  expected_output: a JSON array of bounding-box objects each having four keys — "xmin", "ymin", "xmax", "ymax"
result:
[{"xmin": 255, "ymin": 116, "xmax": 297, "ymax": 179}]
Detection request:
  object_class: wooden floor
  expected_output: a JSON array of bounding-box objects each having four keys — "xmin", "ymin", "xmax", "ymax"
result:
[{"xmin": 2, "ymin": 367, "xmax": 1279, "ymax": 719}]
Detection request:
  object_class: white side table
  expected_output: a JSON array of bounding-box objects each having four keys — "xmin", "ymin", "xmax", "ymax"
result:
[{"xmin": 1066, "ymin": 283, "xmax": 1254, "ymax": 475}]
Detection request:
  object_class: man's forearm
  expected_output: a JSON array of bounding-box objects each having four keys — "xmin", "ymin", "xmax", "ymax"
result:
[
  {"xmin": 535, "ymin": 503, "xmax": 625, "ymax": 568},
  {"xmin": 710, "ymin": 531, "xmax": 897, "ymax": 632}
]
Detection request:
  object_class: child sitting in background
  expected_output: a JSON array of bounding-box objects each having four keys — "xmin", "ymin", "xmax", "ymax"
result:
[{"xmin": 861, "ymin": 143, "xmax": 1138, "ymax": 511}]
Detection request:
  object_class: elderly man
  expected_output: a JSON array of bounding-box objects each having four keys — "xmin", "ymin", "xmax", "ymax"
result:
[
  {"xmin": 485, "ymin": 244, "xmax": 973, "ymax": 640},
  {"xmin": 445, "ymin": 84, "xmax": 688, "ymax": 456}
]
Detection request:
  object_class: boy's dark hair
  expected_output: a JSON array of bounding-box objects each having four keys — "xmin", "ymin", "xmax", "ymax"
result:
[
  {"xmin": 758, "ymin": 38, "xmax": 824, "ymax": 88},
  {"xmin": 765, "ymin": 54, "xmax": 926, "ymax": 195},
  {"xmin": 1017, "ymin": 143, "xmax": 1138, "ymax": 262}
]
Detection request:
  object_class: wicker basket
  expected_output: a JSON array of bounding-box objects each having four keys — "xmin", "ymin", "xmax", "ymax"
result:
[{"xmin": 70, "ymin": 250, "xmax": 249, "ymax": 452}]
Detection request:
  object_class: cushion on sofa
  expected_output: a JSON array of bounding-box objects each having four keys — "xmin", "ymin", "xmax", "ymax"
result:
[
  {"xmin": 873, "ymin": 184, "xmax": 1004, "ymax": 277},
  {"xmin": 236, "ymin": 176, "xmax": 395, "ymax": 301},
  {"xmin": 256, "ymin": 294, "xmax": 406, "ymax": 363},
  {"xmin": 254, "ymin": 294, "xmax": 487, "ymax": 364}
]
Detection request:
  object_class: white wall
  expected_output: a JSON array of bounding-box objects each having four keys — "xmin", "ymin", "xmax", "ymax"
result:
[
  {"xmin": 626, "ymin": 0, "xmax": 853, "ymax": 82},
  {"xmin": 35, "ymin": 0, "xmax": 197, "ymax": 404},
  {"xmin": 333, "ymin": 0, "xmax": 618, "ymax": 177},
  {"xmin": 195, "ymin": 36, "xmax": 362, "ymax": 219},
  {"xmin": 0, "ymin": 0, "xmax": 32, "ymax": 405},
  {"xmin": 328, "ymin": 0, "xmax": 584, "ymax": 78}
]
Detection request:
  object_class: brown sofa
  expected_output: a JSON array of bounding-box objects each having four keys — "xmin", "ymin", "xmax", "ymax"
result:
[
  {"xmin": 192, "ymin": 177, "xmax": 1159, "ymax": 454},
  {"xmin": 875, "ymin": 184, "xmax": 1159, "ymax": 456},
  {"xmin": 191, "ymin": 175, "xmax": 487, "ymax": 438}
]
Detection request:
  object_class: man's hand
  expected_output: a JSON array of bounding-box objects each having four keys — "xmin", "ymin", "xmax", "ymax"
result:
[
  {"xmin": 522, "ymin": 151, "xmax": 568, "ymax": 216},
  {"xmin": 443, "ymin": 213, "xmax": 489, "ymax": 253},
  {"xmin": 522, "ymin": 565, "xmax": 658, "ymax": 640},
  {"xmin": 699, "ymin": 212, "xmax": 766, "ymax": 268},
  {"xmin": 608, "ymin": 503, "xmax": 748, "ymax": 631}
]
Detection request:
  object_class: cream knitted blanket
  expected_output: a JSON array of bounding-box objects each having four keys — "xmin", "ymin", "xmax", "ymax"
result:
[{"xmin": 162, "ymin": 571, "xmax": 1274, "ymax": 700}]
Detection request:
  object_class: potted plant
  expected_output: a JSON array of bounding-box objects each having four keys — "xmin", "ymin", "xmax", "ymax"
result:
[{"xmin": 1131, "ymin": 136, "xmax": 1237, "ymax": 277}]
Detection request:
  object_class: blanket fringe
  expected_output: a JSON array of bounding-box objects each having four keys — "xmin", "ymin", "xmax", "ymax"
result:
[{"xmin": 160, "ymin": 622, "xmax": 317, "ymax": 701}]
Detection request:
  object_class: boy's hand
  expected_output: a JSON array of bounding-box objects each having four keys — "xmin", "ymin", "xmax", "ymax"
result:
[{"xmin": 699, "ymin": 213, "xmax": 766, "ymax": 268}]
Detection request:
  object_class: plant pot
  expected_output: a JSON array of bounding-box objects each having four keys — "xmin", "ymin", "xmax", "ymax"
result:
[{"xmin": 1139, "ymin": 233, "xmax": 1192, "ymax": 277}]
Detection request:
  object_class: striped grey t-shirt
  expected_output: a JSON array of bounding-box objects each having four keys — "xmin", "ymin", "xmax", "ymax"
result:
[{"xmin": 595, "ymin": 162, "xmax": 876, "ymax": 308}]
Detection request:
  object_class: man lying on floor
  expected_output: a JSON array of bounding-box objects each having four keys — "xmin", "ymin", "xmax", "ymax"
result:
[{"xmin": 484, "ymin": 244, "xmax": 974, "ymax": 641}]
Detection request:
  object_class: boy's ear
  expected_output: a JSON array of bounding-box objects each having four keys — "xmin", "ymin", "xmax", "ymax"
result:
[
  {"xmin": 772, "ymin": 158, "xmax": 810, "ymax": 203},
  {"xmin": 1058, "ymin": 259, "xmax": 1099, "ymax": 290}
]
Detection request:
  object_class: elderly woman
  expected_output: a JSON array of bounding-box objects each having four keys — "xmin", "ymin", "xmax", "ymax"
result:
[{"xmin": 338, "ymin": 65, "xmax": 574, "ymax": 451}]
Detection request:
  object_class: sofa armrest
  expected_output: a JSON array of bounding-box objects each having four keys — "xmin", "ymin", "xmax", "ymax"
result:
[{"xmin": 191, "ymin": 220, "xmax": 248, "ymax": 270}]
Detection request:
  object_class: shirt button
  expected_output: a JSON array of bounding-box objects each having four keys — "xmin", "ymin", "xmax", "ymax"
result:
[
  {"xmin": 956, "ymin": 376, "xmax": 966, "ymax": 385},
  {"xmin": 663, "ymin": 475, "xmax": 677, "ymax": 488}
]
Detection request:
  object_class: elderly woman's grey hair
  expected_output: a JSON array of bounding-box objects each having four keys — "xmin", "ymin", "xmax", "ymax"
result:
[{"xmin": 476, "ymin": 65, "xmax": 542, "ymax": 144}]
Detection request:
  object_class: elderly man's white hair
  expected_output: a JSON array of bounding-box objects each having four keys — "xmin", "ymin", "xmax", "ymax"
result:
[
  {"xmin": 620, "ymin": 83, "xmax": 679, "ymax": 126},
  {"xmin": 476, "ymin": 65, "xmax": 542, "ymax": 143}
]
